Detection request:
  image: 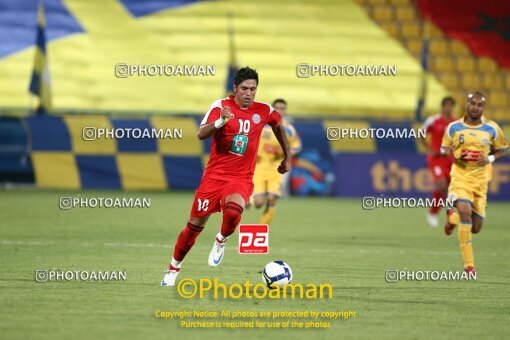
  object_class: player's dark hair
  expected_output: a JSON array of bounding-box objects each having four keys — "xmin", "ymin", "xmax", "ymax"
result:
[
  {"xmin": 234, "ymin": 67, "xmax": 259, "ymax": 86},
  {"xmin": 467, "ymin": 91, "xmax": 486, "ymax": 102},
  {"xmin": 441, "ymin": 96, "xmax": 455, "ymax": 107},
  {"xmin": 272, "ymin": 98, "xmax": 287, "ymax": 106}
]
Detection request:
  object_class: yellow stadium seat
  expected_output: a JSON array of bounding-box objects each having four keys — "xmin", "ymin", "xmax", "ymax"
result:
[
  {"xmin": 490, "ymin": 91, "xmax": 508, "ymax": 107},
  {"xmin": 368, "ymin": 0, "xmax": 387, "ymax": 5},
  {"xmin": 380, "ymin": 22, "xmax": 399, "ymax": 37},
  {"xmin": 431, "ymin": 56, "xmax": 454, "ymax": 72},
  {"xmin": 451, "ymin": 90, "xmax": 466, "ymax": 105},
  {"xmin": 438, "ymin": 73, "xmax": 459, "ymax": 88},
  {"xmin": 428, "ymin": 23, "xmax": 444, "ymax": 38},
  {"xmin": 0, "ymin": 0, "xmax": 451, "ymax": 119},
  {"xmin": 372, "ymin": 5, "xmax": 393, "ymax": 21},
  {"xmin": 429, "ymin": 39, "xmax": 449, "ymax": 55},
  {"xmin": 400, "ymin": 22, "xmax": 421, "ymax": 38},
  {"xmin": 455, "ymin": 56, "xmax": 475, "ymax": 72},
  {"xmin": 390, "ymin": 0, "xmax": 410, "ymax": 5},
  {"xmin": 481, "ymin": 73, "xmax": 503, "ymax": 89},
  {"xmin": 461, "ymin": 73, "xmax": 481, "ymax": 89},
  {"xmin": 477, "ymin": 57, "xmax": 498, "ymax": 72},
  {"xmin": 482, "ymin": 106, "xmax": 496, "ymax": 119},
  {"xmin": 491, "ymin": 110, "xmax": 508, "ymax": 121},
  {"xmin": 405, "ymin": 38, "xmax": 423, "ymax": 55},
  {"xmin": 504, "ymin": 73, "xmax": 510, "ymax": 90},
  {"xmin": 395, "ymin": 6, "xmax": 416, "ymax": 21},
  {"xmin": 450, "ymin": 40, "xmax": 470, "ymax": 55}
]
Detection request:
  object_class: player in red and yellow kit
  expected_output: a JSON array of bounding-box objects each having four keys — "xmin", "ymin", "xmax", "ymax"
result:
[
  {"xmin": 441, "ymin": 92, "xmax": 508, "ymax": 274},
  {"xmin": 161, "ymin": 67, "xmax": 291, "ymax": 286},
  {"xmin": 420, "ymin": 97, "xmax": 457, "ymax": 227},
  {"xmin": 252, "ymin": 99, "xmax": 302, "ymax": 225}
]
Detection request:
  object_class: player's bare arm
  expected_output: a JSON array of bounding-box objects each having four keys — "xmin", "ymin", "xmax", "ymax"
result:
[
  {"xmin": 197, "ymin": 106, "xmax": 232, "ymax": 140},
  {"xmin": 271, "ymin": 122, "xmax": 291, "ymax": 174},
  {"xmin": 475, "ymin": 149, "xmax": 507, "ymax": 166},
  {"xmin": 440, "ymin": 146, "xmax": 451, "ymax": 157}
]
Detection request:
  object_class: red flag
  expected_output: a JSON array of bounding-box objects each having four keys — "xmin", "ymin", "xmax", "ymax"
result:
[{"xmin": 417, "ymin": 0, "xmax": 510, "ymax": 68}]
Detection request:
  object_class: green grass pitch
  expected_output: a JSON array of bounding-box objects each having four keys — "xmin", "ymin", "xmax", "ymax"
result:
[{"xmin": 1, "ymin": 190, "xmax": 508, "ymax": 339}]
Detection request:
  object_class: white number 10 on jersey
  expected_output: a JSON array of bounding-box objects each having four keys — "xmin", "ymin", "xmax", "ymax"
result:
[{"xmin": 238, "ymin": 119, "xmax": 250, "ymax": 134}]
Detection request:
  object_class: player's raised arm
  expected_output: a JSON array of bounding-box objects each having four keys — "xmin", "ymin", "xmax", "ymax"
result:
[
  {"xmin": 440, "ymin": 123, "xmax": 453, "ymax": 157},
  {"xmin": 197, "ymin": 106, "xmax": 232, "ymax": 140},
  {"xmin": 271, "ymin": 122, "xmax": 291, "ymax": 174}
]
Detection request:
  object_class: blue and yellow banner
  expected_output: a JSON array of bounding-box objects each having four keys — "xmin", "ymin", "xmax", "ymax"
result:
[
  {"xmin": 24, "ymin": 115, "xmax": 510, "ymax": 200},
  {"xmin": 29, "ymin": 1, "xmax": 52, "ymax": 114},
  {"xmin": 27, "ymin": 115, "xmax": 205, "ymax": 190}
]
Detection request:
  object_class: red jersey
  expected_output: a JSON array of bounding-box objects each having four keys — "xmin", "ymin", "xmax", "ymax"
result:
[
  {"xmin": 201, "ymin": 95, "xmax": 281, "ymax": 181},
  {"xmin": 422, "ymin": 114, "xmax": 456, "ymax": 155}
]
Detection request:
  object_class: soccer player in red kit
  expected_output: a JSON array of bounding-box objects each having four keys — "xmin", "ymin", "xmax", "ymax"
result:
[
  {"xmin": 162, "ymin": 67, "xmax": 291, "ymax": 286},
  {"xmin": 420, "ymin": 96, "xmax": 457, "ymax": 227}
]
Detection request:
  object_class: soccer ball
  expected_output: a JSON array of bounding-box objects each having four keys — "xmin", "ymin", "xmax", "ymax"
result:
[{"xmin": 262, "ymin": 261, "xmax": 293, "ymax": 289}]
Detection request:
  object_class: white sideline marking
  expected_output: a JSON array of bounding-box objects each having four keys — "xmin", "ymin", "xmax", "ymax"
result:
[
  {"xmin": 0, "ymin": 239, "xmax": 470, "ymax": 256},
  {"xmin": 0, "ymin": 239, "xmax": 170, "ymax": 249}
]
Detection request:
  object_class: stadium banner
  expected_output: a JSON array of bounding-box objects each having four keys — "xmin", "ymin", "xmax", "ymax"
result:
[
  {"xmin": 26, "ymin": 115, "xmax": 204, "ymax": 190},
  {"xmin": 333, "ymin": 152, "xmax": 510, "ymax": 201},
  {"xmin": 24, "ymin": 115, "xmax": 510, "ymax": 201}
]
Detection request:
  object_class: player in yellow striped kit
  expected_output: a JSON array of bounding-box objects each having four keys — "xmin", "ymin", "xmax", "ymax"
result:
[
  {"xmin": 441, "ymin": 92, "xmax": 508, "ymax": 275},
  {"xmin": 252, "ymin": 99, "xmax": 301, "ymax": 225}
]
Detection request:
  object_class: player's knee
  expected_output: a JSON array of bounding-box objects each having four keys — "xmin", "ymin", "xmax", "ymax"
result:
[
  {"xmin": 223, "ymin": 202, "xmax": 243, "ymax": 224},
  {"xmin": 189, "ymin": 217, "xmax": 207, "ymax": 228},
  {"xmin": 456, "ymin": 204, "xmax": 472, "ymax": 223},
  {"xmin": 267, "ymin": 195, "xmax": 277, "ymax": 207},
  {"xmin": 176, "ymin": 222, "xmax": 204, "ymax": 255},
  {"xmin": 459, "ymin": 213, "xmax": 472, "ymax": 223},
  {"xmin": 471, "ymin": 218, "xmax": 483, "ymax": 234},
  {"xmin": 254, "ymin": 200, "xmax": 264, "ymax": 209}
]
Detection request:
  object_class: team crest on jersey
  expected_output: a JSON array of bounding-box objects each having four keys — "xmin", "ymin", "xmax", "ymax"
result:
[
  {"xmin": 481, "ymin": 137, "xmax": 490, "ymax": 146},
  {"xmin": 252, "ymin": 114, "xmax": 261, "ymax": 124}
]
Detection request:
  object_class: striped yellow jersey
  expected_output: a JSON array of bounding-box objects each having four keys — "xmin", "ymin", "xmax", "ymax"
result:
[{"xmin": 441, "ymin": 116, "xmax": 508, "ymax": 181}]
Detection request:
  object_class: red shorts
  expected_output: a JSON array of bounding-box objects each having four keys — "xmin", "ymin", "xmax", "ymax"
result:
[
  {"xmin": 190, "ymin": 176, "xmax": 254, "ymax": 218},
  {"xmin": 427, "ymin": 156, "xmax": 453, "ymax": 182}
]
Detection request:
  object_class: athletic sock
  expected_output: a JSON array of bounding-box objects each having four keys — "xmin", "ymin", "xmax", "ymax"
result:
[
  {"xmin": 260, "ymin": 206, "xmax": 276, "ymax": 225},
  {"xmin": 220, "ymin": 202, "xmax": 243, "ymax": 238},
  {"xmin": 169, "ymin": 258, "xmax": 182, "ymax": 271},
  {"xmin": 216, "ymin": 233, "xmax": 227, "ymax": 243},
  {"xmin": 458, "ymin": 222, "xmax": 474, "ymax": 268},
  {"xmin": 447, "ymin": 208, "xmax": 460, "ymax": 226},
  {"xmin": 172, "ymin": 222, "xmax": 204, "ymax": 263},
  {"xmin": 430, "ymin": 190, "xmax": 444, "ymax": 214}
]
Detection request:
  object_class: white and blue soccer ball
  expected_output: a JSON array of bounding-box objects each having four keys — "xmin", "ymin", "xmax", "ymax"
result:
[{"xmin": 262, "ymin": 261, "xmax": 293, "ymax": 289}]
